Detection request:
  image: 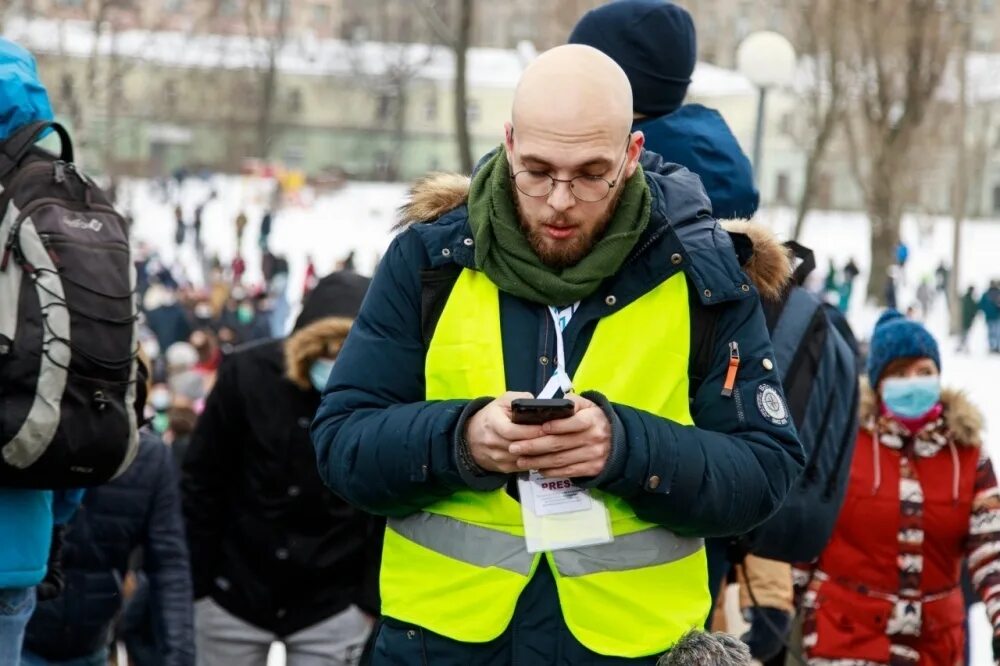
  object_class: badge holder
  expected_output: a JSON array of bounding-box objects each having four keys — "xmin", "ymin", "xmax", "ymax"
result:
[{"xmin": 517, "ymin": 471, "xmax": 613, "ymax": 554}]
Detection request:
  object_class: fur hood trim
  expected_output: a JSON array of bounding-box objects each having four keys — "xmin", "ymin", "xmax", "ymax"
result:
[
  {"xmin": 860, "ymin": 378, "xmax": 984, "ymax": 447},
  {"xmin": 284, "ymin": 317, "xmax": 353, "ymax": 391},
  {"xmin": 717, "ymin": 219, "xmax": 791, "ymax": 302},
  {"xmin": 397, "ymin": 173, "xmax": 791, "ymax": 301}
]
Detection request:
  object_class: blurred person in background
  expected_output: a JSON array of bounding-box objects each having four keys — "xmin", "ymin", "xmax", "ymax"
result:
[
  {"xmin": 259, "ymin": 209, "xmax": 273, "ymax": 250},
  {"xmin": 981, "ymin": 280, "xmax": 1000, "ymax": 353},
  {"xmin": 22, "ymin": 358, "xmax": 194, "ymax": 666},
  {"xmin": 234, "ymin": 210, "xmax": 248, "ymax": 250},
  {"xmin": 174, "ymin": 205, "xmax": 186, "ymax": 248},
  {"xmin": 841, "ymin": 258, "xmax": 860, "ymax": 313},
  {"xmin": 795, "ymin": 311, "xmax": 1000, "ymax": 665},
  {"xmin": 182, "ymin": 272, "xmax": 378, "ymax": 666},
  {"xmin": 144, "ymin": 284, "xmax": 193, "ymax": 354},
  {"xmin": 959, "ymin": 286, "xmax": 979, "ymax": 352}
]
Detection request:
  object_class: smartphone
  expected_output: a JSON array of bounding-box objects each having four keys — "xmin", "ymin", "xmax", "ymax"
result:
[{"xmin": 511, "ymin": 398, "xmax": 575, "ymax": 425}]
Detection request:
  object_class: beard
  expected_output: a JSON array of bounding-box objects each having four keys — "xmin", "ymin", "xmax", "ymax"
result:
[{"xmin": 515, "ymin": 185, "xmax": 625, "ymax": 269}]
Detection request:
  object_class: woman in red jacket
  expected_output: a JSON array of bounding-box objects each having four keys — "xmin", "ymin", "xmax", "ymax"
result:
[{"xmin": 797, "ymin": 310, "xmax": 1000, "ymax": 665}]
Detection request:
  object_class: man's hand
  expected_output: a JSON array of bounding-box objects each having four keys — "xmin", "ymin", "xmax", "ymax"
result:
[
  {"xmin": 464, "ymin": 391, "xmax": 544, "ymax": 473},
  {"xmin": 509, "ymin": 393, "xmax": 612, "ymax": 478}
]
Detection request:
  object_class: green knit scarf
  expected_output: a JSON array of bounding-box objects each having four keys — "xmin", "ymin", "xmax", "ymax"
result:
[{"xmin": 466, "ymin": 148, "xmax": 652, "ymax": 305}]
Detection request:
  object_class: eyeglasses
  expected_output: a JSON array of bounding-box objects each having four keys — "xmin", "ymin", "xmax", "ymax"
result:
[{"xmin": 509, "ymin": 141, "xmax": 630, "ymax": 203}]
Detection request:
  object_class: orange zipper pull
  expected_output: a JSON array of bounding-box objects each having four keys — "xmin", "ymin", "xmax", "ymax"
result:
[{"xmin": 722, "ymin": 341, "xmax": 740, "ymax": 397}]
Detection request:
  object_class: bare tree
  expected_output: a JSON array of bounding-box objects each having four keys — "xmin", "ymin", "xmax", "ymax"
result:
[
  {"xmin": 948, "ymin": 0, "xmax": 974, "ymax": 333},
  {"xmin": 346, "ymin": 2, "xmax": 432, "ymax": 180},
  {"xmin": 842, "ymin": 0, "xmax": 959, "ymax": 305},
  {"xmin": 418, "ymin": 0, "xmax": 475, "ymax": 174},
  {"xmin": 244, "ymin": 0, "xmax": 291, "ymax": 160},
  {"xmin": 790, "ymin": 0, "xmax": 846, "ymax": 241}
]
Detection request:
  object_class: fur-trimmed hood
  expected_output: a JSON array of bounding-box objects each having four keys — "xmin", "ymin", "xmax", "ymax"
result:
[
  {"xmin": 860, "ymin": 379, "xmax": 984, "ymax": 447},
  {"xmin": 284, "ymin": 317, "xmax": 353, "ymax": 391},
  {"xmin": 395, "ymin": 166, "xmax": 791, "ymax": 302}
]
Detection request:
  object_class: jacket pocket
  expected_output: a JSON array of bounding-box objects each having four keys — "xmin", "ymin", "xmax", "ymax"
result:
[
  {"xmin": 809, "ymin": 584, "xmax": 891, "ymax": 661},
  {"xmin": 370, "ymin": 617, "xmax": 428, "ymax": 666}
]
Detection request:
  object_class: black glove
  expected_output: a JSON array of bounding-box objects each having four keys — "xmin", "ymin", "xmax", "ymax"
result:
[
  {"xmin": 36, "ymin": 525, "xmax": 67, "ymax": 602},
  {"xmin": 992, "ymin": 634, "xmax": 1000, "ymax": 664},
  {"xmin": 740, "ymin": 606, "xmax": 791, "ymax": 662}
]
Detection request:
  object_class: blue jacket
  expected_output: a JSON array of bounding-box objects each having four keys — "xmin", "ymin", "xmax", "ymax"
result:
[
  {"xmin": 311, "ymin": 153, "xmax": 802, "ymax": 661},
  {"xmin": 25, "ymin": 431, "xmax": 194, "ymax": 665},
  {"xmin": 0, "ymin": 37, "xmax": 79, "ymax": 591},
  {"xmin": 314, "ymin": 149, "xmax": 800, "ymax": 530},
  {"xmin": 635, "ymin": 104, "xmax": 759, "ymax": 220}
]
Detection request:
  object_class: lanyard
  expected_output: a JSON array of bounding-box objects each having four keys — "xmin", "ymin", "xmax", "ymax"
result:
[{"xmin": 538, "ymin": 303, "xmax": 578, "ymax": 399}]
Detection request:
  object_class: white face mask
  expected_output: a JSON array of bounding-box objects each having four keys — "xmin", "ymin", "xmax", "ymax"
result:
[
  {"xmin": 309, "ymin": 359, "xmax": 335, "ymax": 392},
  {"xmin": 151, "ymin": 388, "xmax": 171, "ymax": 411}
]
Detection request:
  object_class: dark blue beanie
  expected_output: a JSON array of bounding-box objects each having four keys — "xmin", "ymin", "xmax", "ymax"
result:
[
  {"xmin": 866, "ymin": 310, "xmax": 941, "ymax": 387},
  {"xmin": 568, "ymin": 0, "xmax": 696, "ymax": 117}
]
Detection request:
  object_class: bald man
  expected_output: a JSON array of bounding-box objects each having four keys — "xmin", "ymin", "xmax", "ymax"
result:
[{"xmin": 312, "ymin": 45, "xmax": 803, "ymax": 664}]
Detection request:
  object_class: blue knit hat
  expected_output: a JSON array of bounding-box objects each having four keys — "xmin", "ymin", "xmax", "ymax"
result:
[
  {"xmin": 568, "ymin": 0, "xmax": 696, "ymax": 117},
  {"xmin": 866, "ymin": 310, "xmax": 940, "ymax": 387},
  {"xmin": 0, "ymin": 39, "xmax": 53, "ymax": 142}
]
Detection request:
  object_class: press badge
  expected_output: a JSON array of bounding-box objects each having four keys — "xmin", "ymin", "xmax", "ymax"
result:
[
  {"xmin": 518, "ymin": 472, "xmax": 613, "ymax": 553},
  {"xmin": 516, "ymin": 303, "xmax": 613, "ymax": 553}
]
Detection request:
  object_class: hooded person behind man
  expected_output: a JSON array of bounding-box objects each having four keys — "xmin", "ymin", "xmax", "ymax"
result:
[
  {"xmin": 569, "ymin": 0, "xmax": 759, "ymax": 220},
  {"xmin": 182, "ymin": 270, "xmax": 378, "ymax": 666},
  {"xmin": 0, "ymin": 38, "xmax": 84, "ymax": 665}
]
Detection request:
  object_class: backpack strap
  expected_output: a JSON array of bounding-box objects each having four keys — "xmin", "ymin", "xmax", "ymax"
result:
[
  {"xmin": 420, "ymin": 264, "xmax": 463, "ymax": 346},
  {"xmin": 688, "ymin": 288, "xmax": 722, "ymax": 403},
  {"xmin": 785, "ymin": 240, "xmax": 816, "ymax": 287},
  {"xmin": 0, "ymin": 121, "xmax": 74, "ymax": 180}
]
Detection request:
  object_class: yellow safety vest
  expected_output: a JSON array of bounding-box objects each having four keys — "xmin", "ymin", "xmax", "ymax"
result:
[{"xmin": 380, "ymin": 269, "xmax": 710, "ymax": 658}]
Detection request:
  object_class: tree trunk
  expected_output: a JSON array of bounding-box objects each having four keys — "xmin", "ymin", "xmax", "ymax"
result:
[
  {"xmin": 866, "ymin": 173, "xmax": 903, "ymax": 306},
  {"xmin": 454, "ymin": 0, "xmax": 474, "ymax": 174},
  {"xmin": 949, "ymin": 0, "xmax": 972, "ymax": 334},
  {"xmin": 256, "ymin": 0, "xmax": 288, "ymax": 160},
  {"xmin": 792, "ymin": 150, "xmax": 822, "ymax": 242}
]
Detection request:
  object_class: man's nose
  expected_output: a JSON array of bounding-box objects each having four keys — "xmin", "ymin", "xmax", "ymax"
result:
[{"xmin": 546, "ymin": 180, "xmax": 576, "ymax": 212}]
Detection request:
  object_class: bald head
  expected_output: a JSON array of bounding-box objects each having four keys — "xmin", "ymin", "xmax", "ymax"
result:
[{"xmin": 512, "ymin": 45, "xmax": 634, "ymax": 141}]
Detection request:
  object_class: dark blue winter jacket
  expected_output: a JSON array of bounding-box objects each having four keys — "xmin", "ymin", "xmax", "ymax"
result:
[
  {"xmin": 25, "ymin": 431, "xmax": 194, "ymax": 665},
  {"xmin": 634, "ymin": 104, "xmax": 759, "ymax": 220},
  {"xmin": 311, "ymin": 152, "xmax": 802, "ymax": 661}
]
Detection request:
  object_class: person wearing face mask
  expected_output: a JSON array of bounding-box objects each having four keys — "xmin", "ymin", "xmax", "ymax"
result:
[
  {"xmin": 182, "ymin": 271, "xmax": 379, "ymax": 666},
  {"xmin": 795, "ymin": 310, "xmax": 1000, "ymax": 665}
]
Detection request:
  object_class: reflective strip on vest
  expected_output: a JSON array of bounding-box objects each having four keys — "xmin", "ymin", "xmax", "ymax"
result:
[{"xmin": 381, "ymin": 268, "xmax": 710, "ymax": 657}]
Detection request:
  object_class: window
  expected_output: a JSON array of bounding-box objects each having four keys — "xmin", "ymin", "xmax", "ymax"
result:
[
  {"xmin": 59, "ymin": 73, "xmax": 75, "ymax": 101},
  {"xmin": 424, "ymin": 96, "xmax": 438, "ymax": 122},
  {"xmin": 313, "ymin": 3, "xmax": 331, "ymax": 27},
  {"xmin": 54, "ymin": 0, "xmax": 84, "ymax": 7},
  {"xmin": 164, "ymin": 79, "xmax": 178, "ymax": 114},
  {"xmin": 992, "ymin": 184, "xmax": 1000, "ymax": 214},
  {"xmin": 376, "ymin": 94, "xmax": 393, "ymax": 122},
  {"xmin": 775, "ymin": 172, "xmax": 791, "ymax": 205},
  {"xmin": 165, "ymin": 0, "xmax": 186, "ymax": 12},
  {"xmin": 466, "ymin": 100, "xmax": 480, "ymax": 125},
  {"xmin": 287, "ymin": 88, "xmax": 303, "ymax": 114},
  {"xmin": 779, "ymin": 112, "xmax": 795, "ymax": 137},
  {"xmin": 218, "ymin": 0, "xmax": 239, "ymax": 17},
  {"xmin": 265, "ymin": 0, "xmax": 283, "ymax": 21},
  {"xmin": 284, "ymin": 146, "xmax": 304, "ymax": 169},
  {"xmin": 981, "ymin": 0, "xmax": 995, "ymax": 13}
]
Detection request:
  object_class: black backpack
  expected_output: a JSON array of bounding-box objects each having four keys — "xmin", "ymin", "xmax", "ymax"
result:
[
  {"xmin": 744, "ymin": 241, "xmax": 860, "ymax": 563},
  {"xmin": 0, "ymin": 121, "xmax": 140, "ymax": 489}
]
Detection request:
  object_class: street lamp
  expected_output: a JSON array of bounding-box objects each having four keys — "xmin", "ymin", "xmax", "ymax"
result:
[{"xmin": 736, "ymin": 31, "xmax": 797, "ymax": 186}]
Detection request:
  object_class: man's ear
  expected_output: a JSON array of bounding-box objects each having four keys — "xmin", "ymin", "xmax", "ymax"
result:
[
  {"xmin": 625, "ymin": 131, "xmax": 645, "ymax": 178},
  {"xmin": 504, "ymin": 122, "xmax": 515, "ymax": 161}
]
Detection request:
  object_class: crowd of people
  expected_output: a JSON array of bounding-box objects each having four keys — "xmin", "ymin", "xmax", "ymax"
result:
[{"xmin": 2, "ymin": 2, "xmax": 1000, "ymax": 666}]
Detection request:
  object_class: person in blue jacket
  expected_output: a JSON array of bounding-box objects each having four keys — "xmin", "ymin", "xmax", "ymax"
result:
[
  {"xmin": 312, "ymin": 45, "xmax": 801, "ymax": 664},
  {"xmin": 0, "ymin": 37, "xmax": 85, "ymax": 666},
  {"xmin": 569, "ymin": 0, "xmax": 759, "ymax": 220}
]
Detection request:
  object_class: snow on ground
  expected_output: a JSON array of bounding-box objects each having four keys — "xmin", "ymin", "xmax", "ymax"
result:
[{"xmin": 123, "ymin": 177, "xmax": 997, "ymax": 663}]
